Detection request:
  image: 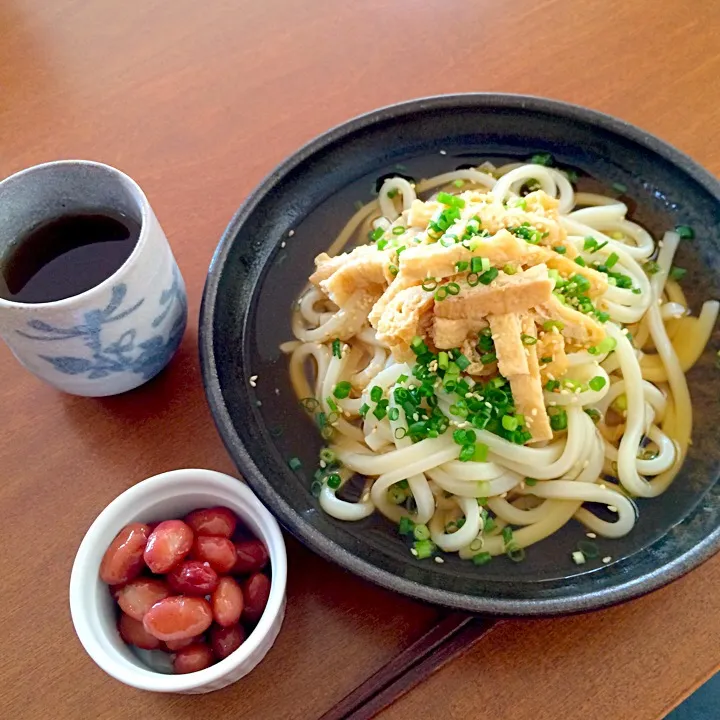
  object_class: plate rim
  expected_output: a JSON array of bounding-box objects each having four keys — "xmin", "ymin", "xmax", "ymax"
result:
[{"xmin": 200, "ymin": 92, "xmax": 720, "ymax": 615}]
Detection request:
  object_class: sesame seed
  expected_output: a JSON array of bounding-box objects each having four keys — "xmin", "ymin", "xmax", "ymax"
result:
[
  {"xmin": 288, "ymin": 229, "xmax": 295, "ymax": 237},
  {"xmin": 410, "ymin": 548, "xmax": 418, "ymax": 556},
  {"xmin": 256, "ymin": 400, "xmax": 262, "ymax": 407},
  {"xmin": 249, "ymin": 374, "xmax": 258, "ymax": 387},
  {"xmin": 275, "ymin": 387, "xmax": 280, "ymax": 395},
  {"xmin": 586, "ymin": 532, "xmax": 597, "ymax": 538},
  {"xmin": 434, "ymin": 556, "xmax": 445, "ymax": 564},
  {"xmin": 439, "ymin": 150, "xmax": 447, "ymax": 155},
  {"xmin": 608, "ymin": 505, "xmax": 618, "ymax": 513},
  {"xmin": 319, "ymin": 461, "xmax": 326, "ymax": 469},
  {"xmin": 280, "ymin": 241, "xmax": 286, "ymax": 248},
  {"xmin": 531, "ymin": 408, "xmax": 538, "ymax": 416},
  {"xmin": 602, "ymin": 556, "xmax": 612, "ymax": 563}
]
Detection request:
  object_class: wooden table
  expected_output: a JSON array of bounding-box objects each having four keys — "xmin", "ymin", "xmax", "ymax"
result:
[{"xmin": 1, "ymin": 0, "xmax": 719, "ymax": 717}]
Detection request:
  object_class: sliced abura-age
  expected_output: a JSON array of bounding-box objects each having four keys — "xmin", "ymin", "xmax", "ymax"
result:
[
  {"xmin": 434, "ymin": 264, "xmax": 554, "ymax": 320},
  {"xmin": 375, "ymin": 285, "xmax": 435, "ymax": 361},
  {"xmin": 398, "ymin": 230, "xmax": 548, "ymax": 283},
  {"xmin": 536, "ymin": 331, "xmax": 569, "ymax": 382},
  {"xmin": 310, "ymin": 246, "xmax": 392, "ymax": 306},
  {"xmin": 535, "ymin": 295, "xmax": 606, "ymax": 347},
  {"xmin": 488, "ymin": 314, "xmax": 552, "ymax": 442}
]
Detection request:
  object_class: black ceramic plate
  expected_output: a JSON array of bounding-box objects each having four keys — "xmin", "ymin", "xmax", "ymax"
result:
[{"xmin": 200, "ymin": 94, "xmax": 720, "ymax": 615}]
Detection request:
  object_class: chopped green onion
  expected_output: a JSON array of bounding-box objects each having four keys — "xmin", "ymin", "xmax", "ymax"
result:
[
  {"xmin": 502, "ymin": 526, "xmax": 514, "ymax": 545},
  {"xmin": 369, "ymin": 227, "xmax": 385, "ymax": 242},
  {"xmin": 506, "ymin": 543, "xmax": 526, "ymax": 562},
  {"xmin": 455, "ymin": 353, "xmax": 471, "ymax": 370},
  {"xmin": 388, "ymin": 406, "xmax": 400, "ymax": 421},
  {"xmin": 421, "ymin": 277, "xmax": 438, "ymax": 291},
  {"xmin": 333, "ymin": 381, "xmax": 352, "ymax": 399},
  {"xmin": 572, "ymin": 550, "xmax": 586, "ymax": 565},
  {"xmin": 413, "ymin": 523, "xmax": 431, "ymax": 541},
  {"xmin": 436, "ymin": 191, "xmax": 465, "ymax": 208},
  {"xmin": 542, "ymin": 320, "xmax": 565, "ymax": 332},
  {"xmin": 479, "ymin": 267, "xmax": 499, "ymax": 285},
  {"xmin": 480, "ymin": 352, "xmax": 497, "ymax": 364},
  {"xmin": 388, "ymin": 264, "xmax": 398, "ymax": 276},
  {"xmin": 388, "ymin": 485, "xmax": 406, "ymax": 504},
  {"xmin": 359, "ymin": 403, "xmax": 370, "ymax": 417},
  {"xmin": 583, "ymin": 236, "xmax": 598, "ymax": 251},
  {"xmin": 473, "ymin": 443, "xmax": 489, "ymax": 462},
  {"xmin": 453, "ymin": 179, "xmax": 465, "ymax": 188},
  {"xmin": 319, "ymin": 448, "xmax": 336, "ymax": 464},
  {"xmin": 435, "ymin": 286, "xmax": 449, "ymax": 301},
  {"xmin": 455, "ymin": 260, "xmax": 469, "ymax": 272},
  {"xmin": 612, "ymin": 182, "xmax": 627, "ymax": 193},
  {"xmin": 310, "ymin": 480, "xmax": 323, "ymax": 497},
  {"xmin": 370, "ymin": 385, "xmax": 383, "ymax": 402},
  {"xmin": 611, "ymin": 394, "xmax": 628, "ymax": 412},
  {"xmin": 549, "ymin": 408, "xmax": 568, "ymax": 431},
  {"xmin": 327, "ymin": 473, "xmax": 342, "ymax": 489},
  {"xmin": 332, "ymin": 339, "xmax": 342, "ymax": 358},
  {"xmin": 394, "ymin": 427, "xmax": 407, "ymax": 439},
  {"xmin": 300, "ymin": 397, "xmax": 320, "ymax": 412},
  {"xmin": 392, "ymin": 226, "xmax": 405, "ymax": 235},
  {"xmin": 577, "ymin": 540, "xmax": 599, "ymax": 558},
  {"xmin": 525, "ymin": 478, "xmax": 538, "ymax": 487},
  {"xmin": 387, "ymin": 188, "xmax": 399, "ymax": 199},
  {"xmin": 446, "ymin": 282, "xmax": 461, "ymax": 296},
  {"xmin": 503, "ymin": 264, "xmax": 517, "ymax": 275},
  {"xmin": 373, "ymin": 401, "xmax": 388, "ymax": 420},
  {"xmin": 605, "ymin": 252, "xmax": 620, "ymax": 268},
  {"xmin": 470, "ymin": 256, "xmax": 483, "ymax": 273},
  {"xmin": 472, "ymin": 552, "xmax": 492, "ymax": 566},
  {"xmin": 644, "ymin": 260, "xmax": 661, "ymax": 275},
  {"xmin": 588, "ymin": 336, "xmax": 617, "ymax": 355},
  {"xmin": 326, "ymin": 397, "xmax": 339, "ymax": 413},
  {"xmin": 413, "ymin": 539, "xmax": 436, "ymax": 559},
  {"xmin": 501, "ymin": 415, "xmax": 519, "ymax": 431},
  {"xmin": 438, "ymin": 351, "xmax": 449, "ymax": 370},
  {"xmin": 669, "ymin": 266, "xmax": 687, "ymax": 281},
  {"xmin": 553, "ymin": 245, "xmax": 566, "ymax": 254},
  {"xmin": 467, "ymin": 272, "xmax": 480, "ymax": 287},
  {"xmin": 589, "ymin": 376, "xmax": 607, "ymax": 391},
  {"xmin": 521, "ymin": 333, "xmax": 537, "ymax": 345},
  {"xmin": 530, "ymin": 152, "xmax": 553, "ymax": 166},
  {"xmin": 575, "ymin": 256, "xmax": 586, "ymax": 267},
  {"xmin": 545, "ymin": 379, "xmax": 560, "ymax": 392},
  {"xmin": 399, "ymin": 516, "xmax": 415, "ymax": 535},
  {"xmin": 675, "ymin": 225, "xmax": 694, "ymax": 240},
  {"xmin": 288, "ymin": 457, "xmax": 302, "ymax": 471},
  {"xmin": 585, "ymin": 408, "xmax": 601, "ymax": 423}
]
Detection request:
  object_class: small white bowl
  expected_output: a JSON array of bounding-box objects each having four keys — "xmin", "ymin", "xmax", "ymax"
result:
[{"xmin": 69, "ymin": 468, "xmax": 287, "ymax": 694}]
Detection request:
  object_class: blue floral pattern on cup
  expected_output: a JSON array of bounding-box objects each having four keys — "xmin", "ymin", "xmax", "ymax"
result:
[{"xmin": 16, "ymin": 270, "xmax": 187, "ymax": 382}]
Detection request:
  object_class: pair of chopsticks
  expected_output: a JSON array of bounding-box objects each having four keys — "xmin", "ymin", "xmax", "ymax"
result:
[{"xmin": 320, "ymin": 613, "xmax": 496, "ymax": 720}]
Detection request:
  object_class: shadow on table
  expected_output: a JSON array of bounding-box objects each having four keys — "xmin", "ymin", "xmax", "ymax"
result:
[{"xmin": 666, "ymin": 673, "xmax": 720, "ymax": 720}]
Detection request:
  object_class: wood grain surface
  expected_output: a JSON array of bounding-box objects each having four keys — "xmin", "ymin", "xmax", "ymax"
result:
[{"xmin": 1, "ymin": 0, "xmax": 719, "ymax": 718}]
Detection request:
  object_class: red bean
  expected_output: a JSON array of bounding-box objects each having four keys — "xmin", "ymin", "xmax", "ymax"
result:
[
  {"xmin": 211, "ymin": 577, "xmax": 244, "ymax": 627},
  {"xmin": 210, "ymin": 623, "xmax": 245, "ymax": 660},
  {"xmin": 231, "ymin": 539, "xmax": 269, "ymax": 575},
  {"xmin": 143, "ymin": 520, "xmax": 194, "ymax": 573},
  {"xmin": 184, "ymin": 507, "xmax": 237, "ymax": 538},
  {"xmin": 167, "ymin": 560, "xmax": 219, "ymax": 596},
  {"xmin": 100, "ymin": 524, "xmax": 152, "ymax": 585},
  {"xmin": 116, "ymin": 578, "xmax": 170, "ymax": 621},
  {"xmin": 165, "ymin": 635, "xmax": 202, "ymax": 651},
  {"xmin": 173, "ymin": 643, "xmax": 214, "ymax": 674},
  {"xmin": 192, "ymin": 536, "xmax": 237, "ymax": 574},
  {"xmin": 242, "ymin": 573, "xmax": 271, "ymax": 624},
  {"xmin": 143, "ymin": 596, "xmax": 212, "ymax": 641},
  {"xmin": 118, "ymin": 613, "xmax": 162, "ymax": 650}
]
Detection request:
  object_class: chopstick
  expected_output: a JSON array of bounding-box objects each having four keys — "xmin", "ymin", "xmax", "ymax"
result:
[{"xmin": 320, "ymin": 612, "xmax": 496, "ymax": 720}]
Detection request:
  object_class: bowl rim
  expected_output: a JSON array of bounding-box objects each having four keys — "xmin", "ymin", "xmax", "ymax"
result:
[
  {"xmin": 69, "ymin": 468, "xmax": 287, "ymax": 692},
  {"xmin": 199, "ymin": 93, "xmax": 720, "ymax": 615}
]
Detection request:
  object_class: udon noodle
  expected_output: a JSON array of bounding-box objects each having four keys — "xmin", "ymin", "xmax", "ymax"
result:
[{"xmin": 283, "ymin": 159, "xmax": 718, "ymax": 565}]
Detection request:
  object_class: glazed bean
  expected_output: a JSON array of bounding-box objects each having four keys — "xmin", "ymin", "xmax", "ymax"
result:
[
  {"xmin": 143, "ymin": 520, "xmax": 194, "ymax": 573},
  {"xmin": 192, "ymin": 536, "xmax": 237, "ymax": 574},
  {"xmin": 231, "ymin": 539, "xmax": 269, "ymax": 575},
  {"xmin": 184, "ymin": 507, "xmax": 237, "ymax": 538},
  {"xmin": 242, "ymin": 573, "xmax": 271, "ymax": 624},
  {"xmin": 211, "ymin": 577, "xmax": 244, "ymax": 627},
  {"xmin": 143, "ymin": 596, "xmax": 212, "ymax": 642},
  {"xmin": 116, "ymin": 578, "xmax": 170, "ymax": 621},
  {"xmin": 167, "ymin": 561, "xmax": 219, "ymax": 596},
  {"xmin": 100, "ymin": 524, "xmax": 151, "ymax": 585}
]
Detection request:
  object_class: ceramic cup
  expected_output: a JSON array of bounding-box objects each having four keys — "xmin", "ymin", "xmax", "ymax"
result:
[
  {"xmin": 69, "ymin": 469, "xmax": 287, "ymax": 694},
  {"xmin": 0, "ymin": 160, "xmax": 187, "ymax": 396}
]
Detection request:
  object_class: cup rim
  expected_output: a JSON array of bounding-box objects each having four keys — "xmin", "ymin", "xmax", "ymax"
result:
[
  {"xmin": 0, "ymin": 159, "xmax": 151, "ymax": 311},
  {"xmin": 68, "ymin": 468, "xmax": 287, "ymax": 692}
]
